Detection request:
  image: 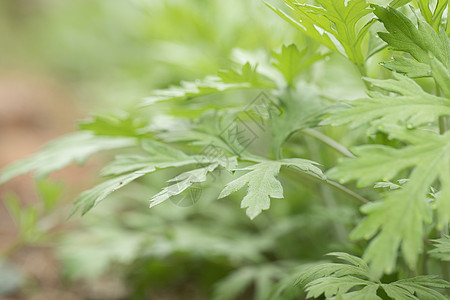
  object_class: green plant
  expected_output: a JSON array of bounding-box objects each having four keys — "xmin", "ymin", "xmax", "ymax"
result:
[{"xmin": 1, "ymin": 0, "xmax": 450, "ymax": 299}]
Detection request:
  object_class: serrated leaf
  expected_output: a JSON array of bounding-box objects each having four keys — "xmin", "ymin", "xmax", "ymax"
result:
[
  {"xmin": 298, "ymin": 252, "xmax": 449, "ymax": 299},
  {"xmin": 321, "ymin": 73, "xmax": 450, "ymax": 129},
  {"xmin": 101, "ymin": 140, "xmax": 193, "ymax": 176},
  {"xmin": 272, "ymin": 44, "xmax": 329, "ymax": 87},
  {"xmin": 0, "ymin": 132, "xmax": 137, "ymax": 184},
  {"xmin": 430, "ymin": 55, "xmax": 450, "ymax": 99},
  {"xmin": 74, "ymin": 139, "xmax": 236, "ymax": 214},
  {"xmin": 73, "ymin": 171, "xmax": 150, "ymax": 215},
  {"xmin": 374, "ymin": 5, "xmax": 449, "ymax": 73},
  {"xmin": 219, "ymin": 162, "xmax": 283, "ymax": 219},
  {"xmin": 219, "ymin": 159, "xmax": 324, "ymax": 219},
  {"xmin": 389, "ymin": 0, "xmax": 412, "ymax": 8},
  {"xmin": 78, "ymin": 112, "xmax": 150, "ymax": 137},
  {"xmin": 333, "ymin": 285, "xmax": 382, "ymax": 300},
  {"xmin": 429, "ymin": 236, "xmax": 450, "ymax": 261},
  {"xmin": 306, "ymin": 276, "xmax": 370, "ymax": 298},
  {"xmin": 329, "ymin": 128, "xmax": 450, "ymax": 277},
  {"xmin": 149, "ymin": 163, "xmax": 219, "ymax": 207},
  {"xmin": 268, "ymin": 0, "xmax": 373, "ymax": 66},
  {"xmin": 385, "ymin": 276, "xmax": 450, "ymax": 300},
  {"xmin": 141, "ymin": 63, "xmax": 275, "ymax": 106},
  {"xmin": 270, "ymin": 84, "xmax": 328, "ymax": 155},
  {"xmin": 158, "ymin": 110, "xmax": 257, "ymax": 157},
  {"xmin": 381, "ymin": 56, "xmax": 431, "ymax": 77},
  {"xmin": 218, "ymin": 62, "xmax": 275, "ymax": 87}
]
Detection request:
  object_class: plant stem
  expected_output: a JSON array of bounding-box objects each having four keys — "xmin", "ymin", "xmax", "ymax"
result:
[
  {"xmin": 439, "ymin": 117, "xmax": 448, "ymax": 135},
  {"xmin": 302, "ymin": 129, "xmax": 356, "ymax": 158}
]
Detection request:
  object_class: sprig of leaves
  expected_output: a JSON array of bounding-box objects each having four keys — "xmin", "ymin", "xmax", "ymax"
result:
[
  {"xmin": 267, "ymin": 0, "xmax": 374, "ymax": 69},
  {"xmin": 0, "ymin": 132, "xmax": 137, "ymax": 184},
  {"xmin": 219, "ymin": 159, "xmax": 325, "ymax": 219},
  {"xmin": 321, "ymin": 73, "xmax": 450, "ymax": 129},
  {"xmin": 140, "ymin": 63, "xmax": 275, "ymax": 106},
  {"xmin": 327, "ymin": 126, "xmax": 450, "ymax": 277},
  {"xmin": 373, "ymin": 5, "xmax": 449, "ymax": 78},
  {"xmin": 297, "ymin": 252, "xmax": 450, "ymax": 299}
]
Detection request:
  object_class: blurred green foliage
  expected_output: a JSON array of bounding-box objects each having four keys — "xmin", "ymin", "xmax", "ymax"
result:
[{"xmin": 1, "ymin": 0, "xmax": 449, "ymax": 299}]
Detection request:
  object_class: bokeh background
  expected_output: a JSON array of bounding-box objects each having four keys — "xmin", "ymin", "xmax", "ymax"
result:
[
  {"xmin": 1, "ymin": 0, "xmax": 397, "ymax": 298},
  {"xmin": 0, "ymin": 1, "xmax": 301, "ymax": 299}
]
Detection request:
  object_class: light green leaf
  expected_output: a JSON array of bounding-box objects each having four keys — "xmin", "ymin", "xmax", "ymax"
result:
[
  {"xmin": 389, "ymin": 0, "xmax": 412, "ymax": 8},
  {"xmin": 429, "ymin": 236, "xmax": 450, "ymax": 261},
  {"xmin": 141, "ymin": 63, "xmax": 275, "ymax": 106},
  {"xmin": 219, "ymin": 162, "xmax": 283, "ymax": 219},
  {"xmin": 272, "ymin": 44, "xmax": 329, "ymax": 86},
  {"xmin": 268, "ymin": 0, "xmax": 373, "ymax": 66},
  {"xmin": 73, "ymin": 171, "xmax": 149, "ymax": 215},
  {"xmin": 219, "ymin": 159, "xmax": 324, "ymax": 219},
  {"xmin": 329, "ymin": 128, "xmax": 450, "ymax": 277},
  {"xmin": 78, "ymin": 112, "xmax": 150, "ymax": 137},
  {"xmin": 430, "ymin": 55, "xmax": 450, "ymax": 99},
  {"xmin": 149, "ymin": 163, "xmax": 219, "ymax": 207},
  {"xmin": 381, "ymin": 56, "xmax": 431, "ymax": 77},
  {"xmin": 270, "ymin": 84, "xmax": 328, "ymax": 155},
  {"xmin": 298, "ymin": 252, "xmax": 449, "ymax": 299},
  {"xmin": 218, "ymin": 62, "xmax": 275, "ymax": 87},
  {"xmin": 0, "ymin": 132, "xmax": 137, "ymax": 184},
  {"xmin": 373, "ymin": 5, "xmax": 449, "ymax": 74},
  {"xmin": 321, "ymin": 73, "xmax": 450, "ymax": 129}
]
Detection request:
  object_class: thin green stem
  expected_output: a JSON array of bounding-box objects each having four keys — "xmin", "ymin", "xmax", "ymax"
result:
[
  {"xmin": 283, "ymin": 166, "xmax": 369, "ymax": 205},
  {"xmin": 302, "ymin": 129, "xmax": 356, "ymax": 158},
  {"xmin": 439, "ymin": 117, "xmax": 448, "ymax": 135}
]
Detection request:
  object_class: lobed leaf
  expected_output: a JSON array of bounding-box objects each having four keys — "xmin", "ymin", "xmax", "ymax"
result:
[{"xmin": 0, "ymin": 132, "xmax": 137, "ymax": 184}]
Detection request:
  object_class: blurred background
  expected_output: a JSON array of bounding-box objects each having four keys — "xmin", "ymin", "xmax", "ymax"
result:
[
  {"xmin": 0, "ymin": 0, "xmax": 375, "ymax": 299},
  {"xmin": 0, "ymin": 1, "xmax": 304, "ymax": 299}
]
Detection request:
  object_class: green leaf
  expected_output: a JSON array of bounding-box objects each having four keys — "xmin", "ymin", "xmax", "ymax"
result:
[
  {"xmin": 298, "ymin": 252, "xmax": 449, "ymax": 299},
  {"xmin": 149, "ymin": 163, "xmax": 220, "ymax": 207},
  {"xmin": 73, "ymin": 138, "xmax": 236, "ymax": 214},
  {"xmin": 36, "ymin": 179, "xmax": 64, "ymax": 211},
  {"xmin": 268, "ymin": 0, "xmax": 373, "ymax": 66},
  {"xmin": 101, "ymin": 139, "xmax": 193, "ymax": 176},
  {"xmin": 429, "ymin": 236, "xmax": 450, "ymax": 261},
  {"xmin": 389, "ymin": 0, "xmax": 412, "ymax": 8},
  {"xmin": 219, "ymin": 159, "xmax": 324, "ymax": 219},
  {"xmin": 218, "ymin": 62, "xmax": 275, "ymax": 87},
  {"xmin": 430, "ymin": 55, "xmax": 450, "ymax": 99},
  {"xmin": 270, "ymin": 84, "xmax": 328, "ymax": 155},
  {"xmin": 384, "ymin": 276, "xmax": 450, "ymax": 300},
  {"xmin": 213, "ymin": 264, "xmax": 285, "ymax": 300},
  {"xmin": 219, "ymin": 161, "xmax": 283, "ymax": 219},
  {"xmin": 272, "ymin": 44, "xmax": 329, "ymax": 86},
  {"xmin": 321, "ymin": 73, "xmax": 450, "ymax": 129},
  {"xmin": 0, "ymin": 132, "xmax": 137, "ymax": 184},
  {"xmin": 78, "ymin": 112, "xmax": 150, "ymax": 137},
  {"xmin": 328, "ymin": 128, "xmax": 450, "ymax": 277},
  {"xmin": 141, "ymin": 63, "xmax": 275, "ymax": 107},
  {"xmin": 158, "ymin": 110, "xmax": 258, "ymax": 156},
  {"xmin": 73, "ymin": 171, "xmax": 151, "ymax": 215},
  {"xmin": 381, "ymin": 56, "xmax": 431, "ymax": 78},
  {"xmin": 373, "ymin": 5, "xmax": 449, "ymax": 74}
]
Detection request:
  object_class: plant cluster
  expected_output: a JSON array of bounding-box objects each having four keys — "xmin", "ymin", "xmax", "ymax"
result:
[{"xmin": 1, "ymin": 0, "xmax": 450, "ymax": 299}]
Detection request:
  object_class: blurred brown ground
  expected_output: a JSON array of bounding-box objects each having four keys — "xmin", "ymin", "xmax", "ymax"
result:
[{"xmin": 0, "ymin": 71, "xmax": 89, "ymax": 300}]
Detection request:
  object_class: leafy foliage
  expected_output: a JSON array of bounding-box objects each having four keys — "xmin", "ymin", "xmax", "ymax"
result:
[
  {"xmin": 267, "ymin": 0, "xmax": 374, "ymax": 68},
  {"xmin": 2, "ymin": 0, "xmax": 450, "ymax": 299},
  {"xmin": 297, "ymin": 252, "xmax": 450, "ymax": 299},
  {"xmin": 322, "ymin": 73, "xmax": 450, "ymax": 129},
  {"xmin": 374, "ymin": 4, "xmax": 449, "ymax": 77},
  {"xmin": 429, "ymin": 236, "xmax": 450, "ymax": 261},
  {"xmin": 141, "ymin": 63, "xmax": 275, "ymax": 106},
  {"xmin": 219, "ymin": 159, "xmax": 324, "ymax": 219},
  {"xmin": 0, "ymin": 132, "xmax": 136, "ymax": 184}
]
